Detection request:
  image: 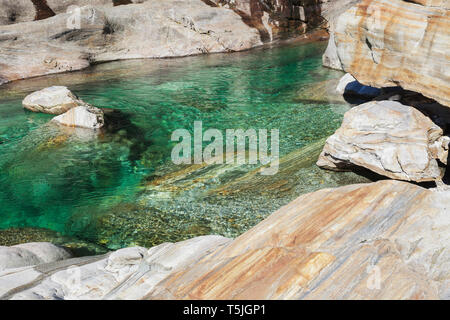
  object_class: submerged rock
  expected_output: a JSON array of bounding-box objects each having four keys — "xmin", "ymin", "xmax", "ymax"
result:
[
  {"xmin": 317, "ymin": 100, "xmax": 447, "ymax": 182},
  {"xmin": 22, "ymin": 86, "xmax": 87, "ymax": 115},
  {"xmin": 0, "ymin": 227, "xmax": 109, "ymax": 257},
  {"xmin": 1, "ymin": 180, "xmax": 448, "ymax": 299},
  {"xmin": 52, "ymin": 105, "xmax": 105, "ymax": 130}
]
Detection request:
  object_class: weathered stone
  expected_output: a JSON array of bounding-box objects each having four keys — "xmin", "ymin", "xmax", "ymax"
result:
[
  {"xmin": 52, "ymin": 105, "xmax": 105, "ymax": 129},
  {"xmin": 317, "ymin": 100, "xmax": 446, "ymax": 182},
  {"xmin": 0, "ymin": 0, "xmax": 136, "ymax": 25},
  {"xmin": 321, "ymin": 0, "xmax": 361, "ymax": 69},
  {"xmin": 22, "ymin": 86, "xmax": 87, "ymax": 115},
  {"xmin": 210, "ymin": 0, "xmax": 324, "ymax": 41},
  {"xmin": 0, "ymin": 242, "xmax": 72, "ymax": 271},
  {"xmin": 13, "ymin": 242, "xmax": 72, "ymax": 263},
  {"xmin": 331, "ymin": 0, "xmax": 450, "ymax": 107},
  {"xmin": 1, "ymin": 235, "xmax": 231, "ymax": 300},
  {"xmin": 1, "ymin": 180, "xmax": 448, "ymax": 299},
  {"xmin": 0, "ymin": 0, "xmax": 262, "ymax": 84}
]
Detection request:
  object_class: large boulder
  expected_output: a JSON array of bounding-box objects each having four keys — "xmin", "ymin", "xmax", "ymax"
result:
[
  {"xmin": 317, "ymin": 100, "xmax": 448, "ymax": 182},
  {"xmin": 1, "ymin": 180, "xmax": 448, "ymax": 299},
  {"xmin": 22, "ymin": 86, "xmax": 87, "ymax": 115},
  {"xmin": 52, "ymin": 105, "xmax": 105, "ymax": 129},
  {"xmin": 0, "ymin": 242, "xmax": 72, "ymax": 271},
  {"xmin": 329, "ymin": 0, "xmax": 450, "ymax": 107}
]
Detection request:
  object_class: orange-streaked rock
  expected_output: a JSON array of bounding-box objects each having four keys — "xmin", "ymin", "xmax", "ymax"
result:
[{"xmin": 331, "ymin": 0, "xmax": 450, "ymax": 107}]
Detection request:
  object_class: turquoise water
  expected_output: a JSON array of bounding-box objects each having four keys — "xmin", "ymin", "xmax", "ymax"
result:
[{"xmin": 0, "ymin": 41, "xmax": 364, "ymax": 250}]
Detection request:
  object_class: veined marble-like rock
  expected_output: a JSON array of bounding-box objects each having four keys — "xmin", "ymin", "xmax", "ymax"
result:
[
  {"xmin": 317, "ymin": 100, "xmax": 447, "ymax": 182},
  {"xmin": 22, "ymin": 86, "xmax": 87, "ymax": 115},
  {"xmin": 321, "ymin": 0, "xmax": 361, "ymax": 69},
  {"xmin": 1, "ymin": 180, "xmax": 448, "ymax": 299},
  {"xmin": 331, "ymin": 0, "xmax": 450, "ymax": 107}
]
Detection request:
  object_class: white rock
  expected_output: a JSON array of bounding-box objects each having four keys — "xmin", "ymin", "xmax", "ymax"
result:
[
  {"xmin": 22, "ymin": 86, "xmax": 86, "ymax": 115},
  {"xmin": 0, "ymin": 242, "xmax": 72, "ymax": 271},
  {"xmin": 336, "ymin": 73, "xmax": 356, "ymax": 94},
  {"xmin": 52, "ymin": 106, "xmax": 105, "ymax": 130},
  {"xmin": 13, "ymin": 242, "xmax": 72, "ymax": 264},
  {"xmin": 317, "ymin": 100, "xmax": 445, "ymax": 182}
]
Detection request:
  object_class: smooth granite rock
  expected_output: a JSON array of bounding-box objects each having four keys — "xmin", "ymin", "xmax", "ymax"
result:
[
  {"xmin": 22, "ymin": 86, "xmax": 87, "ymax": 115},
  {"xmin": 0, "ymin": 0, "xmax": 262, "ymax": 84},
  {"xmin": 0, "ymin": 180, "xmax": 448, "ymax": 299},
  {"xmin": 0, "ymin": 242, "xmax": 72, "ymax": 271},
  {"xmin": 52, "ymin": 105, "xmax": 105, "ymax": 129},
  {"xmin": 317, "ymin": 100, "xmax": 447, "ymax": 182}
]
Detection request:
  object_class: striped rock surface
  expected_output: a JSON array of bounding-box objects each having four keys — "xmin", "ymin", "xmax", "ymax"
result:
[
  {"xmin": 329, "ymin": 0, "xmax": 450, "ymax": 107},
  {"xmin": 1, "ymin": 180, "xmax": 448, "ymax": 299}
]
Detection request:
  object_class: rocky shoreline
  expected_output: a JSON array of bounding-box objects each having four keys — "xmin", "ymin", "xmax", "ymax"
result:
[
  {"xmin": 1, "ymin": 180, "xmax": 448, "ymax": 299},
  {"xmin": 0, "ymin": 0, "xmax": 449, "ymax": 300}
]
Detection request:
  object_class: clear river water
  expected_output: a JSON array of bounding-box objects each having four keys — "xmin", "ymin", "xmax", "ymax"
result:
[{"xmin": 0, "ymin": 41, "xmax": 372, "ymax": 253}]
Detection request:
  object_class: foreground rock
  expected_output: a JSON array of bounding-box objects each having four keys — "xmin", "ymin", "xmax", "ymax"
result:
[
  {"xmin": 52, "ymin": 105, "xmax": 105, "ymax": 130},
  {"xmin": 327, "ymin": 0, "xmax": 450, "ymax": 107},
  {"xmin": 317, "ymin": 100, "xmax": 448, "ymax": 182},
  {"xmin": 0, "ymin": 180, "xmax": 448, "ymax": 299},
  {"xmin": 0, "ymin": 242, "xmax": 72, "ymax": 271},
  {"xmin": 22, "ymin": 86, "xmax": 87, "ymax": 115}
]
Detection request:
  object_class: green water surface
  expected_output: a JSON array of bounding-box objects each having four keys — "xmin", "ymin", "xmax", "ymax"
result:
[{"xmin": 0, "ymin": 41, "xmax": 368, "ymax": 250}]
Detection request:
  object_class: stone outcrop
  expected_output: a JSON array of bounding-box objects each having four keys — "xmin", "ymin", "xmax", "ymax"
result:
[
  {"xmin": 0, "ymin": 0, "xmax": 262, "ymax": 84},
  {"xmin": 321, "ymin": 0, "xmax": 361, "ymax": 69},
  {"xmin": 0, "ymin": 0, "xmax": 144, "ymax": 25},
  {"xmin": 52, "ymin": 105, "xmax": 105, "ymax": 130},
  {"xmin": 325, "ymin": 0, "xmax": 450, "ymax": 107},
  {"xmin": 22, "ymin": 86, "xmax": 88, "ymax": 114},
  {"xmin": 210, "ymin": 0, "xmax": 325, "ymax": 41},
  {"xmin": 0, "ymin": 242, "xmax": 72, "ymax": 271},
  {"xmin": 317, "ymin": 100, "xmax": 448, "ymax": 182},
  {"xmin": 0, "ymin": 180, "xmax": 448, "ymax": 299}
]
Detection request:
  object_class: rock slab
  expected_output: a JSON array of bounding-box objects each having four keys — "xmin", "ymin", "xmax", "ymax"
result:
[
  {"xmin": 317, "ymin": 100, "xmax": 447, "ymax": 182},
  {"xmin": 22, "ymin": 86, "xmax": 86, "ymax": 115}
]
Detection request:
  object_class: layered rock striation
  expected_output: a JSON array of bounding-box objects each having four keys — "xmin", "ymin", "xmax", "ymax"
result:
[{"xmin": 324, "ymin": 0, "xmax": 450, "ymax": 107}]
